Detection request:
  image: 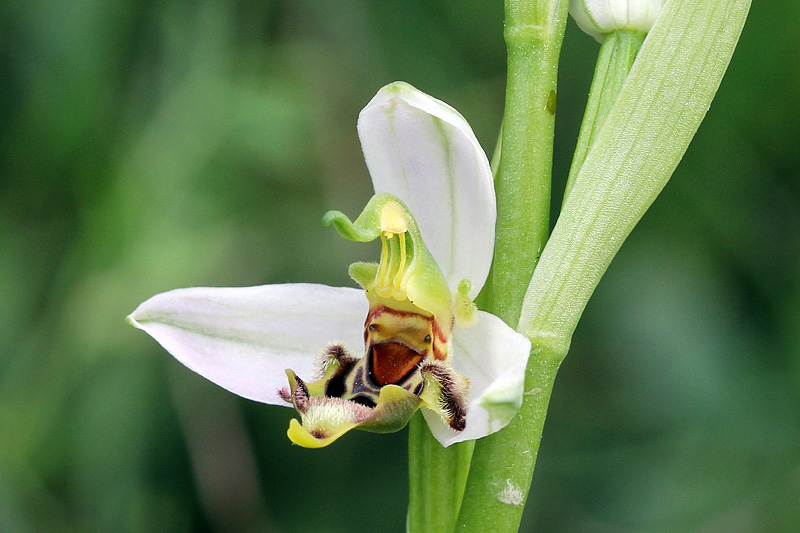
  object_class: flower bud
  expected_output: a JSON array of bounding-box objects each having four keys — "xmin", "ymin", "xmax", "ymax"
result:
[{"xmin": 570, "ymin": 0, "xmax": 665, "ymax": 41}]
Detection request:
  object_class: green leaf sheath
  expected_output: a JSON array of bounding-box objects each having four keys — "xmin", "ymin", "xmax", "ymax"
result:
[
  {"xmin": 408, "ymin": 414, "xmax": 474, "ymax": 533},
  {"xmin": 519, "ymin": 0, "xmax": 752, "ymax": 347},
  {"xmin": 483, "ymin": 0, "xmax": 570, "ymax": 328},
  {"xmin": 563, "ymin": 29, "xmax": 645, "ymax": 203},
  {"xmin": 458, "ymin": 0, "xmax": 751, "ymax": 531}
]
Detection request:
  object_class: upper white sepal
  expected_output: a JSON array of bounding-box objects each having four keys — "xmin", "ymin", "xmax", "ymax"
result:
[{"xmin": 358, "ymin": 81, "xmax": 495, "ymax": 299}]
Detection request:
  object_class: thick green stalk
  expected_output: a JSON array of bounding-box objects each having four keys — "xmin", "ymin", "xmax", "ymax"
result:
[
  {"xmin": 456, "ymin": 0, "xmax": 569, "ymax": 531},
  {"xmin": 484, "ymin": 0, "xmax": 569, "ymax": 327},
  {"xmin": 458, "ymin": 0, "xmax": 750, "ymax": 531},
  {"xmin": 563, "ymin": 29, "xmax": 645, "ymax": 202},
  {"xmin": 408, "ymin": 414, "xmax": 474, "ymax": 533}
]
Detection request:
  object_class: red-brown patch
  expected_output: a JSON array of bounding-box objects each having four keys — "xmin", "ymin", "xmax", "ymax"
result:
[
  {"xmin": 431, "ymin": 318, "xmax": 452, "ymax": 360},
  {"xmin": 432, "ymin": 316, "xmax": 451, "ymax": 343},
  {"xmin": 433, "ymin": 343, "xmax": 446, "ymax": 361},
  {"xmin": 370, "ymin": 341, "xmax": 424, "ymax": 386},
  {"xmin": 367, "ymin": 305, "xmax": 430, "ymax": 323}
]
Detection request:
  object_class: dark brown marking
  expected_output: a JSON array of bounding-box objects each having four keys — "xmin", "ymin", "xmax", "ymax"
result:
[
  {"xmin": 420, "ymin": 362, "xmax": 467, "ymax": 431},
  {"xmin": 369, "ymin": 341, "xmax": 424, "ymax": 387},
  {"xmin": 351, "ymin": 395, "xmax": 377, "ymax": 408},
  {"xmin": 546, "ymin": 89, "xmax": 557, "ymax": 115},
  {"xmin": 322, "ymin": 347, "xmax": 357, "ymax": 398},
  {"xmin": 431, "ymin": 317, "xmax": 449, "ymax": 345},
  {"xmin": 354, "ymin": 366, "xmax": 365, "ymax": 388},
  {"xmin": 326, "ymin": 373, "xmax": 346, "ymax": 398},
  {"xmin": 292, "ymin": 376, "xmax": 310, "ymax": 413},
  {"xmin": 433, "ymin": 343, "xmax": 446, "ymax": 361},
  {"xmin": 368, "ymin": 305, "xmax": 426, "ymax": 321}
]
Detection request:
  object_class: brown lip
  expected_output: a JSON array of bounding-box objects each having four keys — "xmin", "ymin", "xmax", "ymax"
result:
[{"xmin": 368, "ymin": 340, "xmax": 424, "ymax": 387}]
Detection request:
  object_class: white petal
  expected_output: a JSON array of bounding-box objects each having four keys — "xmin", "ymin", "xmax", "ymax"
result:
[
  {"xmin": 570, "ymin": 0, "xmax": 665, "ymax": 40},
  {"xmin": 358, "ymin": 82, "xmax": 495, "ymax": 297},
  {"xmin": 423, "ymin": 311, "xmax": 531, "ymax": 446},
  {"xmin": 128, "ymin": 284, "xmax": 367, "ymax": 405},
  {"xmin": 610, "ymin": 0, "xmax": 664, "ymax": 31}
]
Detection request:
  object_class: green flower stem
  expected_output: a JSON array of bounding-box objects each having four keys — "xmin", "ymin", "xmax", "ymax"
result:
[
  {"xmin": 483, "ymin": 0, "xmax": 569, "ymax": 327},
  {"xmin": 457, "ymin": 0, "xmax": 570, "ymax": 531},
  {"xmin": 563, "ymin": 29, "xmax": 645, "ymax": 202},
  {"xmin": 408, "ymin": 414, "xmax": 474, "ymax": 533},
  {"xmin": 457, "ymin": 0, "xmax": 750, "ymax": 531}
]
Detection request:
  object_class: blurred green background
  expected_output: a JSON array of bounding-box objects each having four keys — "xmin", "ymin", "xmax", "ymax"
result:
[{"xmin": 1, "ymin": 1, "xmax": 797, "ymax": 531}]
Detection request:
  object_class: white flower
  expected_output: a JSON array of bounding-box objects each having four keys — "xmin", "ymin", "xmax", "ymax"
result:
[
  {"xmin": 127, "ymin": 82, "xmax": 531, "ymax": 448},
  {"xmin": 570, "ymin": 0, "xmax": 665, "ymax": 40}
]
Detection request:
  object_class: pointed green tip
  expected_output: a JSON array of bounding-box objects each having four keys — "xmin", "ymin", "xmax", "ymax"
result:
[
  {"xmin": 384, "ymin": 81, "xmax": 413, "ymax": 94},
  {"xmin": 322, "ymin": 209, "xmax": 378, "ymax": 242},
  {"xmin": 125, "ymin": 313, "xmax": 140, "ymax": 329},
  {"xmin": 321, "ymin": 210, "xmax": 341, "ymax": 227},
  {"xmin": 348, "ymin": 262, "xmax": 378, "ymax": 291}
]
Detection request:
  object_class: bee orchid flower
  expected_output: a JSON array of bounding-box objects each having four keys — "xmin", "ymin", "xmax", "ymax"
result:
[{"xmin": 128, "ymin": 82, "xmax": 531, "ymax": 448}]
